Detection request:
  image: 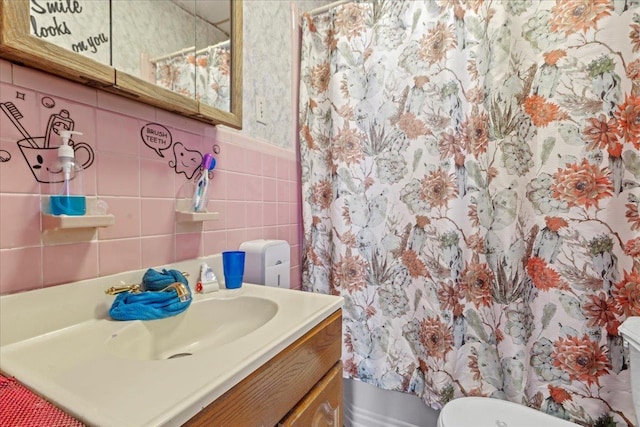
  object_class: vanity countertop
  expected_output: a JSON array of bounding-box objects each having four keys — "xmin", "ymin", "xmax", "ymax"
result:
[{"xmin": 0, "ymin": 255, "xmax": 343, "ymax": 427}]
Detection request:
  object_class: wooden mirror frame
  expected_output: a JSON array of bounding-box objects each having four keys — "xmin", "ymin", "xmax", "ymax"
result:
[{"xmin": 0, "ymin": 0, "xmax": 242, "ymax": 129}]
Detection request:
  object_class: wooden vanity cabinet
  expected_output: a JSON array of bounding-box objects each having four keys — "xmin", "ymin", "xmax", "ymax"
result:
[
  {"xmin": 278, "ymin": 361, "xmax": 342, "ymax": 426},
  {"xmin": 184, "ymin": 309, "xmax": 343, "ymax": 427}
]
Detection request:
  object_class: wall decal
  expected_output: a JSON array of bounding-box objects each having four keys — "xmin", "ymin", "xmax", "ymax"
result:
[
  {"xmin": 140, "ymin": 123, "xmax": 172, "ymax": 157},
  {"xmin": 0, "ymin": 100, "xmax": 94, "ymax": 183},
  {"xmin": 169, "ymin": 142, "xmax": 202, "ymax": 180},
  {"xmin": 140, "ymin": 122, "xmax": 218, "ymax": 181},
  {"xmin": 42, "ymin": 97, "xmax": 55, "ymax": 108},
  {"xmin": 15, "ymin": 92, "xmax": 25, "ymax": 100},
  {"xmin": 44, "ymin": 109, "xmax": 74, "ymax": 147},
  {"xmin": 1, "ymin": 102, "xmax": 38, "ymax": 147}
]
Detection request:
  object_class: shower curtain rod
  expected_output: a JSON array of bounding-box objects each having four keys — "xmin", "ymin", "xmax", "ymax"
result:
[
  {"xmin": 306, "ymin": 0, "xmax": 353, "ymax": 16},
  {"xmin": 150, "ymin": 39, "xmax": 230, "ymax": 63}
]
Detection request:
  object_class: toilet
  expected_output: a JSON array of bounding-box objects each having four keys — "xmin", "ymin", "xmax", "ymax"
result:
[
  {"xmin": 437, "ymin": 396, "xmax": 580, "ymax": 426},
  {"xmin": 438, "ymin": 317, "xmax": 640, "ymax": 426},
  {"xmin": 620, "ymin": 316, "xmax": 640, "ymax": 425}
]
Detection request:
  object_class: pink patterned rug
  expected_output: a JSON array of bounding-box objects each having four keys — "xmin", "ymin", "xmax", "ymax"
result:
[{"xmin": 0, "ymin": 375, "xmax": 84, "ymax": 427}]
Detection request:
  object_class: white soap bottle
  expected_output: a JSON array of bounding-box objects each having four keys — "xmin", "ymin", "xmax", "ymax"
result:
[{"xmin": 49, "ymin": 130, "xmax": 86, "ymax": 216}]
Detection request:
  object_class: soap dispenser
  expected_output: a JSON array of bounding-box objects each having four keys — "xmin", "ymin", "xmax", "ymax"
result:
[{"xmin": 49, "ymin": 130, "xmax": 86, "ymax": 216}]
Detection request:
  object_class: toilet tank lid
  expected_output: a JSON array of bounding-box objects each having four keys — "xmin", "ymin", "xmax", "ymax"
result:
[
  {"xmin": 439, "ymin": 397, "xmax": 579, "ymax": 427},
  {"xmin": 620, "ymin": 317, "xmax": 640, "ymax": 348}
]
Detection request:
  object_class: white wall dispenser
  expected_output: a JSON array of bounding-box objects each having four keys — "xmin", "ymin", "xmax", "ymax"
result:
[{"xmin": 239, "ymin": 239, "xmax": 290, "ymax": 288}]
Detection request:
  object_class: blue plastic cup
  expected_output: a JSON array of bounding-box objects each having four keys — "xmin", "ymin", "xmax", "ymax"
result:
[{"xmin": 222, "ymin": 251, "xmax": 246, "ymax": 289}]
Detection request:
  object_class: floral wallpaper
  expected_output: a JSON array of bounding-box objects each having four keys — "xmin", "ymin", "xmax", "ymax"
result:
[
  {"xmin": 299, "ymin": 1, "xmax": 640, "ymax": 426},
  {"xmin": 242, "ymin": 0, "xmax": 332, "ymax": 146}
]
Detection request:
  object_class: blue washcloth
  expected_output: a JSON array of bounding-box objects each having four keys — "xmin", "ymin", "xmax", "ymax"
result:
[
  {"xmin": 142, "ymin": 268, "xmax": 188, "ymax": 291},
  {"xmin": 109, "ymin": 269, "xmax": 191, "ymax": 321}
]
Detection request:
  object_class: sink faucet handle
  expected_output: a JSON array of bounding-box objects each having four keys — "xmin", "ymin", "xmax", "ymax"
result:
[{"xmin": 105, "ymin": 283, "xmax": 142, "ymax": 295}]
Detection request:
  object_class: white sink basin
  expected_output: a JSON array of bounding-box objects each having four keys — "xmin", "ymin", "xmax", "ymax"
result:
[
  {"xmin": 107, "ymin": 296, "xmax": 278, "ymax": 360},
  {"xmin": 0, "ymin": 254, "xmax": 343, "ymax": 427}
]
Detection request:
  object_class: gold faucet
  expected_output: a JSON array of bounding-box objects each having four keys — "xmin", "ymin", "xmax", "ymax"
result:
[
  {"xmin": 162, "ymin": 282, "xmax": 191, "ymax": 303},
  {"xmin": 105, "ymin": 272, "xmax": 190, "ymax": 296}
]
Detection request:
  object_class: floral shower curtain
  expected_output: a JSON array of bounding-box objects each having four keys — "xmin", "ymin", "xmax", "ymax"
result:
[
  {"xmin": 154, "ymin": 43, "xmax": 230, "ymax": 110},
  {"xmin": 298, "ymin": 1, "xmax": 640, "ymax": 425}
]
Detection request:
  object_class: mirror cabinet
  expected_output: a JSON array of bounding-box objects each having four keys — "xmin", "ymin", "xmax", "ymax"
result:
[{"xmin": 0, "ymin": 0, "xmax": 242, "ymax": 129}]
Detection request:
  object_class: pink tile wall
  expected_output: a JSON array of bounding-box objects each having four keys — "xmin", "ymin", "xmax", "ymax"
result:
[{"xmin": 0, "ymin": 60, "xmax": 302, "ymax": 294}]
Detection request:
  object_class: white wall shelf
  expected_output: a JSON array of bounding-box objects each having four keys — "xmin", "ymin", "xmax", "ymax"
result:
[
  {"xmin": 41, "ymin": 213, "xmax": 115, "ymax": 230},
  {"xmin": 175, "ymin": 211, "xmax": 220, "ymax": 223}
]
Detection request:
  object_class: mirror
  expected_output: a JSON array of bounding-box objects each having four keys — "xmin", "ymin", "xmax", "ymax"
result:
[{"xmin": 0, "ymin": 0, "xmax": 242, "ymax": 129}]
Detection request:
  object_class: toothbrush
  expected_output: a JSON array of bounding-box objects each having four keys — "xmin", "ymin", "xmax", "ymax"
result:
[
  {"xmin": 0, "ymin": 102, "xmax": 39, "ymax": 148},
  {"xmin": 192, "ymin": 153, "xmax": 216, "ymax": 212}
]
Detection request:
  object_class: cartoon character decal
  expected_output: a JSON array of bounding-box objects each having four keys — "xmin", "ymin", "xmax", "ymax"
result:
[
  {"xmin": 142, "ymin": 124, "xmax": 220, "ymax": 181},
  {"xmin": 169, "ymin": 142, "xmax": 203, "ymax": 179},
  {"xmin": 0, "ymin": 97, "xmax": 95, "ymax": 183},
  {"xmin": 0, "ymin": 92, "xmax": 219, "ymax": 186}
]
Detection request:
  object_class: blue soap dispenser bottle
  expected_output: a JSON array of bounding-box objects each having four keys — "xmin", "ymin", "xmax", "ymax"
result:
[{"xmin": 49, "ymin": 130, "xmax": 86, "ymax": 216}]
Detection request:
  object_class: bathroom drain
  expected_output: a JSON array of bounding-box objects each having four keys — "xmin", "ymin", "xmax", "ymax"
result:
[{"xmin": 167, "ymin": 352, "xmax": 193, "ymax": 359}]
